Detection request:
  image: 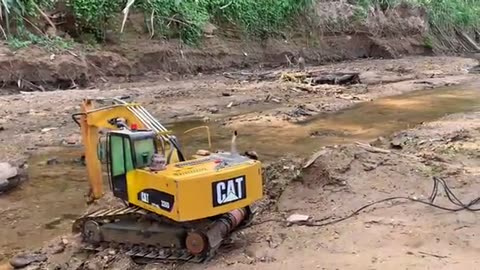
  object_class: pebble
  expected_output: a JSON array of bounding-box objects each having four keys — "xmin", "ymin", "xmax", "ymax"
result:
[
  {"xmin": 41, "ymin": 127, "xmax": 57, "ymax": 133},
  {"xmin": 286, "ymin": 214, "xmax": 310, "ymax": 223},
  {"xmin": 9, "ymin": 253, "xmax": 47, "ymax": 268},
  {"xmin": 208, "ymin": 107, "xmax": 219, "ymax": 114},
  {"xmin": 46, "ymin": 158, "xmax": 59, "ymax": 166},
  {"xmin": 48, "ymin": 242, "xmax": 65, "ymax": 254},
  {"xmin": 85, "ymin": 261, "xmax": 101, "ymax": 270},
  {"xmin": 63, "ymin": 134, "xmax": 81, "ymax": 145}
]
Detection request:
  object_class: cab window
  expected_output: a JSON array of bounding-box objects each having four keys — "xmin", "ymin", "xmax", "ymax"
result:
[
  {"xmin": 133, "ymin": 138, "xmax": 156, "ymax": 168},
  {"xmin": 110, "ymin": 135, "xmax": 134, "ymax": 176}
]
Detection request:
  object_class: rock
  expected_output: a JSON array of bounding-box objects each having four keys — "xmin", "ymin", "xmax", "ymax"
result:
[
  {"xmin": 63, "ymin": 257, "xmax": 83, "ymax": 270},
  {"xmin": 202, "ymin": 22, "xmax": 218, "ymax": 36},
  {"xmin": 47, "ymin": 241, "xmax": 65, "ymax": 254},
  {"xmin": 41, "ymin": 127, "xmax": 57, "ymax": 133},
  {"xmin": 63, "ymin": 134, "xmax": 81, "ymax": 145},
  {"xmin": 222, "ymin": 92, "xmax": 231, "ymax": 97},
  {"xmin": 227, "ymin": 102, "xmax": 233, "ymax": 108},
  {"xmin": 287, "ymin": 105, "xmax": 314, "ymax": 117},
  {"xmin": 208, "ymin": 107, "xmax": 219, "ymax": 114},
  {"xmin": 84, "ymin": 261, "xmax": 101, "ymax": 270},
  {"xmin": 46, "ymin": 158, "xmax": 59, "ymax": 166},
  {"xmin": 196, "ymin": 149, "xmax": 211, "ymax": 156},
  {"xmin": 0, "ymin": 162, "xmax": 18, "ymax": 180},
  {"xmin": 362, "ymin": 162, "xmax": 378, "ymax": 171},
  {"xmin": 9, "ymin": 252, "xmax": 47, "ymax": 268},
  {"xmin": 23, "ymin": 265, "xmax": 40, "ymax": 270},
  {"xmin": 245, "ymin": 151, "xmax": 258, "ymax": 160},
  {"xmin": 286, "ymin": 214, "xmax": 310, "ymax": 223},
  {"xmin": 0, "ymin": 162, "xmax": 22, "ymax": 193},
  {"xmin": 390, "ymin": 138, "xmax": 407, "ymax": 149},
  {"xmin": 297, "ymin": 56, "xmax": 305, "ymax": 70},
  {"xmin": 0, "ymin": 179, "xmax": 9, "ymax": 189},
  {"xmin": 271, "ymin": 98, "xmax": 281, "ymax": 103}
]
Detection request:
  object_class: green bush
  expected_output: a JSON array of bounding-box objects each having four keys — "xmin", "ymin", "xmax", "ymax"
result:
[
  {"xmin": 355, "ymin": 0, "xmax": 480, "ymax": 32},
  {"xmin": 2, "ymin": 0, "xmax": 480, "ymax": 48},
  {"xmin": 133, "ymin": 0, "xmax": 314, "ymax": 44},
  {"xmin": 67, "ymin": 0, "xmax": 124, "ymax": 39}
]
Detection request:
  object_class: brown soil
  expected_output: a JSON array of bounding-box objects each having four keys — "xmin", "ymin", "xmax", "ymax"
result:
[
  {"xmin": 1, "ymin": 3, "xmax": 480, "ymax": 268},
  {"xmin": 0, "ymin": 32, "xmax": 432, "ymax": 93},
  {"xmin": 0, "ymin": 55, "xmax": 479, "ymax": 270}
]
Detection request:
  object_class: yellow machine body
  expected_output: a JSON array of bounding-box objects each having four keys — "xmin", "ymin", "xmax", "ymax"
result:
[
  {"xmin": 126, "ymin": 154, "xmax": 262, "ymax": 221},
  {"xmin": 76, "ymin": 98, "xmax": 263, "ymax": 223}
]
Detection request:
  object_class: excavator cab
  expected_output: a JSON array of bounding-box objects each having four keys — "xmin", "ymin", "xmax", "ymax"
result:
[{"xmin": 106, "ymin": 129, "xmax": 157, "ymax": 200}]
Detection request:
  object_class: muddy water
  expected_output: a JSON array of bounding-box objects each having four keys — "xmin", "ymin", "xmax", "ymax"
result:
[
  {"xmin": 0, "ymin": 148, "xmax": 86, "ymax": 260},
  {"xmin": 172, "ymin": 86, "xmax": 480, "ymax": 161},
  {"xmin": 2, "ymin": 84, "xmax": 480, "ymax": 259}
]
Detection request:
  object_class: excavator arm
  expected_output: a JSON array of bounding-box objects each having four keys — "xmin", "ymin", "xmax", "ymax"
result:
[{"xmin": 73, "ymin": 98, "xmax": 185, "ymax": 200}]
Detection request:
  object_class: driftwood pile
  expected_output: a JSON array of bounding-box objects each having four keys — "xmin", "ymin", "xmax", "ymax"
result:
[{"xmin": 223, "ymin": 70, "xmax": 361, "ymax": 86}]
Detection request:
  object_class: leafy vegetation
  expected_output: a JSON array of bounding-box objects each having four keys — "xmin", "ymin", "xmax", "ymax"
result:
[
  {"xmin": 129, "ymin": 0, "xmax": 315, "ymax": 44},
  {"xmin": 356, "ymin": 0, "xmax": 480, "ymax": 32},
  {"xmin": 0, "ymin": 0, "xmax": 479, "ymax": 48},
  {"xmin": 67, "ymin": 0, "xmax": 123, "ymax": 39}
]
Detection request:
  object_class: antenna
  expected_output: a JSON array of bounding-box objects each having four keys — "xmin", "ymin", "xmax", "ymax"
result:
[{"xmin": 231, "ymin": 130, "xmax": 238, "ymax": 156}]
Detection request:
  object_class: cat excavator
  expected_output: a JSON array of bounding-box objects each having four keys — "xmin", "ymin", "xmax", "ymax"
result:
[{"xmin": 71, "ymin": 97, "xmax": 263, "ymax": 262}]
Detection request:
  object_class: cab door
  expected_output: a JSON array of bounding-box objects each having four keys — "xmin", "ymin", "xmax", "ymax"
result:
[{"xmin": 109, "ymin": 134, "xmax": 134, "ymax": 201}]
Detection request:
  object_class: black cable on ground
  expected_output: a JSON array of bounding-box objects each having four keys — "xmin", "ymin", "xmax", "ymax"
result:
[{"xmin": 250, "ymin": 176, "xmax": 480, "ymax": 228}]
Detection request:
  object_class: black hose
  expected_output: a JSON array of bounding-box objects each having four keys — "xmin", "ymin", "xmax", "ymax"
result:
[
  {"xmin": 248, "ymin": 176, "xmax": 480, "ymax": 229},
  {"xmin": 71, "ymin": 113, "xmax": 86, "ymax": 127}
]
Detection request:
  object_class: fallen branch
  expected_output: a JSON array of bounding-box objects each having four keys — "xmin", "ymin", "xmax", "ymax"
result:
[
  {"xmin": 355, "ymin": 142, "xmax": 391, "ymax": 154},
  {"xmin": 311, "ymin": 72, "xmax": 361, "ymax": 85},
  {"xmin": 303, "ymin": 149, "xmax": 329, "ymax": 169},
  {"xmin": 459, "ymin": 31, "xmax": 480, "ymax": 52},
  {"xmin": 418, "ymin": 251, "xmax": 448, "ymax": 259},
  {"xmin": 355, "ymin": 142, "xmax": 423, "ymax": 161},
  {"xmin": 33, "ymin": 2, "xmax": 56, "ymax": 33}
]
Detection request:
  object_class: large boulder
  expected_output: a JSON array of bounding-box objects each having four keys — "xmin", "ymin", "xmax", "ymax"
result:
[
  {"xmin": 0, "ymin": 162, "xmax": 18, "ymax": 180},
  {"xmin": 0, "ymin": 162, "xmax": 27, "ymax": 193}
]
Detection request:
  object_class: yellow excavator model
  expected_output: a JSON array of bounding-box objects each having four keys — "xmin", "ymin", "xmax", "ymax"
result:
[{"xmin": 71, "ymin": 97, "xmax": 263, "ymax": 262}]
